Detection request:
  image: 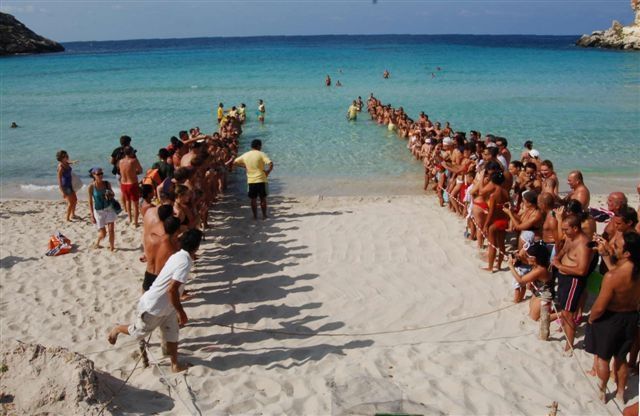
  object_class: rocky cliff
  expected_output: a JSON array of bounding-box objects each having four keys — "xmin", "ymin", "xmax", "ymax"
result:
[
  {"xmin": 0, "ymin": 12, "xmax": 64, "ymax": 56},
  {"xmin": 576, "ymin": 1, "xmax": 640, "ymax": 50}
]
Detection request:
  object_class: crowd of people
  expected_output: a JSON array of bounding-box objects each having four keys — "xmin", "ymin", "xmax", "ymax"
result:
[
  {"xmin": 56, "ymin": 102, "xmax": 276, "ymax": 372},
  {"xmin": 366, "ymin": 94, "xmax": 640, "ymax": 404}
]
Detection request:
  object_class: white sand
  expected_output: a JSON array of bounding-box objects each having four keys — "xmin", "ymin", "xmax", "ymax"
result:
[{"xmin": 0, "ymin": 194, "xmax": 637, "ymax": 415}]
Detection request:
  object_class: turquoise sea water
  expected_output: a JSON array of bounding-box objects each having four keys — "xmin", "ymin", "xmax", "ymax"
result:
[{"xmin": 1, "ymin": 35, "xmax": 638, "ymax": 198}]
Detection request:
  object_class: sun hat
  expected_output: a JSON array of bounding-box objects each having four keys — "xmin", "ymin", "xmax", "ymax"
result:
[{"xmin": 529, "ymin": 149, "xmax": 540, "ymax": 158}]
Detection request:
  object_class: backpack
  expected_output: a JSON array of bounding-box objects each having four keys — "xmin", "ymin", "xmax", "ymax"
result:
[{"xmin": 142, "ymin": 168, "xmax": 162, "ymax": 188}]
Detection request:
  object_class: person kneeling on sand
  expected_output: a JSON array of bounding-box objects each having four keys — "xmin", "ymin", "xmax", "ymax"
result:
[{"xmin": 108, "ymin": 228, "xmax": 202, "ymax": 373}]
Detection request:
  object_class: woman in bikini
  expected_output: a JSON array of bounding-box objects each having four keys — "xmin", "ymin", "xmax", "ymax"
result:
[
  {"xmin": 56, "ymin": 150, "xmax": 78, "ymax": 222},
  {"xmin": 471, "ymin": 160, "xmax": 501, "ymax": 249},
  {"xmin": 482, "ymin": 171, "xmax": 510, "ymax": 272}
]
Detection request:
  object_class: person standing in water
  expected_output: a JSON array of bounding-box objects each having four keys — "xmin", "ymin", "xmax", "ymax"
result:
[
  {"xmin": 347, "ymin": 100, "xmax": 358, "ymax": 121},
  {"xmin": 228, "ymin": 139, "xmax": 273, "ymax": 220},
  {"xmin": 257, "ymin": 99, "xmax": 266, "ymax": 124},
  {"xmin": 325, "ymin": 75, "xmax": 331, "ymax": 86}
]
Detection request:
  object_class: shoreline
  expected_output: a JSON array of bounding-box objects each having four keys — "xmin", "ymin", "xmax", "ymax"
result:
[{"xmin": 1, "ymin": 170, "xmax": 637, "ymax": 201}]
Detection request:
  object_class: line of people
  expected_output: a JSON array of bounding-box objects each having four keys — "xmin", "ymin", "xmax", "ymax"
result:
[{"xmin": 366, "ymin": 94, "xmax": 640, "ymax": 405}]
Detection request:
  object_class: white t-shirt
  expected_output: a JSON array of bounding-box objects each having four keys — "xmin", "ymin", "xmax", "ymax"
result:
[
  {"xmin": 497, "ymin": 155, "xmax": 508, "ymax": 171},
  {"xmin": 138, "ymin": 249, "xmax": 192, "ymax": 316}
]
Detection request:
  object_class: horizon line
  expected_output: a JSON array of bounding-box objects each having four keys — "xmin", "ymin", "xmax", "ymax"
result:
[{"xmin": 61, "ymin": 32, "xmax": 582, "ymax": 44}]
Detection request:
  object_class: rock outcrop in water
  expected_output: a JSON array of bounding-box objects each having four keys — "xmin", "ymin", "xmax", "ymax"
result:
[
  {"xmin": 0, "ymin": 12, "xmax": 64, "ymax": 56},
  {"xmin": 576, "ymin": 0, "xmax": 640, "ymax": 50}
]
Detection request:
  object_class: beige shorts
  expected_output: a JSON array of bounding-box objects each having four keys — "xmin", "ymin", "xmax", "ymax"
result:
[{"xmin": 128, "ymin": 310, "xmax": 179, "ymax": 343}]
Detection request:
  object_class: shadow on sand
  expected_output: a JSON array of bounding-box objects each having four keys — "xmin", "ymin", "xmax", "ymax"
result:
[{"xmin": 180, "ymin": 194, "xmax": 373, "ymax": 371}]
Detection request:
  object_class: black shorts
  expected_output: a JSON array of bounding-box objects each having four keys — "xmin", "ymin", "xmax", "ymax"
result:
[
  {"xmin": 248, "ymin": 182, "xmax": 267, "ymax": 199},
  {"xmin": 585, "ymin": 310, "xmax": 638, "ymax": 360},
  {"xmin": 142, "ymin": 271, "xmax": 158, "ymax": 291},
  {"xmin": 556, "ymin": 272, "xmax": 586, "ymax": 313}
]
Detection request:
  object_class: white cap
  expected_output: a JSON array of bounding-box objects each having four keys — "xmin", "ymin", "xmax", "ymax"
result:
[
  {"xmin": 442, "ymin": 137, "xmax": 454, "ymax": 146},
  {"xmin": 486, "ymin": 142, "xmax": 497, "ymax": 148},
  {"xmin": 529, "ymin": 149, "xmax": 540, "ymax": 158}
]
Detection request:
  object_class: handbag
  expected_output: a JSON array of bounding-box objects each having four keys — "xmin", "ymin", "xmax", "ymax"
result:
[{"xmin": 110, "ymin": 199, "xmax": 122, "ymax": 214}]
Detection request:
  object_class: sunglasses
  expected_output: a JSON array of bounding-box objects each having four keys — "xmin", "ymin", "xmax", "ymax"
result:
[{"xmin": 95, "ymin": 172, "xmax": 104, "ymax": 176}]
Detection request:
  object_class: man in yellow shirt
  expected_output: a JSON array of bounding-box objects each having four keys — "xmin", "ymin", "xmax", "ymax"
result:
[
  {"xmin": 230, "ymin": 139, "xmax": 274, "ymax": 219},
  {"xmin": 217, "ymin": 103, "xmax": 224, "ymax": 124}
]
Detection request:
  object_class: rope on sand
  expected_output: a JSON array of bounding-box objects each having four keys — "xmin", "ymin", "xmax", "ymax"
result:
[
  {"xmin": 213, "ymin": 302, "xmax": 520, "ymax": 337},
  {"xmin": 96, "ymin": 336, "xmax": 202, "ymax": 416}
]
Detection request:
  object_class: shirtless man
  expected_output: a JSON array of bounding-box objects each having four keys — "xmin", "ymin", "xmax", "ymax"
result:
[
  {"xmin": 565, "ymin": 170, "xmax": 590, "ymax": 209},
  {"xmin": 603, "ymin": 192, "xmax": 628, "ymax": 240},
  {"xmin": 142, "ymin": 204, "xmax": 175, "ymax": 291},
  {"xmin": 587, "ymin": 232, "xmax": 640, "ymax": 403},
  {"xmin": 551, "ymin": 215, "xmax": 594, "ymax": 354},
  {"xmin": 538, "ymin": 192, "xmax": 558, "ymax": 253},
  {"xmin": 119, "ymin": 146, "xmax": 143, "ymax": 227},
  {"xmin": 539, "ymin": 160, "xmax": 559, "ymax": 198}
]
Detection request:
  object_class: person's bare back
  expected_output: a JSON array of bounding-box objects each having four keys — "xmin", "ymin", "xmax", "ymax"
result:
[{"xmin": 119, "ymin": 155, "xmax": 142, "ymax": 185}]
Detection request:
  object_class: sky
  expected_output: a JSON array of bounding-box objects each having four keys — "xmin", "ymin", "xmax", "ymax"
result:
[{"xmin": 0, "ymin": 0, "xmax": 635, "ymax": 42}]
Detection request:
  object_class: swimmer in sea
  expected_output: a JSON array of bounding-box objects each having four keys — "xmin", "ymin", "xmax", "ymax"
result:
[
  {"xmin": 258, "ymin": 99, "xmax": 265, "ymax": 124},
  {"xmin": 325, "ymin": 75, "xmax": 331, "ymax": 87},
  {"xmin": 383, "ymin": 69, "xmax": 390, "ymax": 79},
  {"xmin": 336, "ymin": 80, "xmax": 342, "ymax": 87},
  {"xmin": 10, "ymin": 122, "xmax": 18, "ymax": 128},
  {"xmin": 347, "ymin": 100, "xmax": 358, "ymax": 121}
]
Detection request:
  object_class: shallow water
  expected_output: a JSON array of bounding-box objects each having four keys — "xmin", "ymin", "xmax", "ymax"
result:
[{"xmin": 1, "ymin": 35, "xmax": 638, "ymax": 198}]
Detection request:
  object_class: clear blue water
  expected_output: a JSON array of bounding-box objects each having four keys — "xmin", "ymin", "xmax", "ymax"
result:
[{"xmin": 1, "ymin": 35, "xmax": 638, "ymax": 197}]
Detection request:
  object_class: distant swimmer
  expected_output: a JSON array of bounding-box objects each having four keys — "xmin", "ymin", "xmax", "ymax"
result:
[
  {"xmin": 336, "ymin": 80, "xmax": 342, "ymax": 87},
  {"xmin": 257, "ymin": 99, "xmax": 265, "ymax": 124},
  {"xmin": 325, "ymin": 75, "xmax": 332, "ymax": 87},
  {"xmin": 10, "ymin": 122, "xmax": 18, "ymax": 128},
  {"xmin": 431, "ymin": 72, "xmax": 436, "ymax": 78},
  {"xmin": 437, "ymin": 66, "xmax": 442, "ymax": 71},
  {"xmin": 347, "ymin": 100, "xmax": 358, "ymax": 121},
  {"xmin": 383, "ymin": 69, "xmax": 390, "ymax": 79},
  {"xmin": 356, "ymin": 96, "xmax": 363, "ymax": 111}
]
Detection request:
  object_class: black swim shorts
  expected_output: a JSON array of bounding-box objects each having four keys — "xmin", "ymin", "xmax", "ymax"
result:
[
  {"xmin": 142, "ymin": 271, "xmax": 158, "ymax": 291},
  {"xmin": 556, "ymin": 272, "xmax": 586, "ymax": 313},
  {"xmin": 248, "ymin": 182, "xmax": 267, "ymax": 199},
  {"xmin": 585, "ymin": 310, "xmax": 638, "ymax": 360}
]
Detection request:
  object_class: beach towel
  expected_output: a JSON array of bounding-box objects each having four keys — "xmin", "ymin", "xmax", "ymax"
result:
[{"xmin": 45, "ymin": 231, "xmax": 72, "ymax": 256}]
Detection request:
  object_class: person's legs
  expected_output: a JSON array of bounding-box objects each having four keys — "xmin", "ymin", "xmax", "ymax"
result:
[
  {"xmin": 165, "ymin": 342, "xmax": 188, "ymax": 372},
  {"xmin": 483, "ymin": 225, "xmax": 497, "ymax": 272},
  {"xmin": 94, "ymin": 227, "xmax": 106, "ymax": 248},
  {"xmin": 133, "ymin": 199, "xmax": 140, "ymax": 227},
  {"xmin": 629, "ymin": 330, "xmax": 640, "ymax": 375},
  {"xmin": 561, "ymin": 309, "xmax": 576, "ymax": 352},
  {"xmin": 107, "ymin": 222, "xmax": 115, "ymax": 251},
  {"xmin": 595, "ymin": 356, "xmax": 611, "ymax": 402},
  {"xmin": 249, "ymin": 197, "xmax": 258, "ymax": 220},
  {"xmin": 260, "ymin": 195, "xmax": 267, "ymax": 219},
  {"xmin": 613, "ymin": 356, "xmax": 628, "ymax": 402},
  {"xmin": 496, "ymin": 230, "xmax": 506, "ymax": 270}
]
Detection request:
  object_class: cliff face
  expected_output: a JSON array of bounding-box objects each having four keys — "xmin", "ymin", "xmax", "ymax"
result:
[
  {"xmin": 576, "ymin": 1, "xmax": 640, "ymax": 50},
  {"xmin": 0, "ymin": 12, "xmax": 64, "ymax": 56}
]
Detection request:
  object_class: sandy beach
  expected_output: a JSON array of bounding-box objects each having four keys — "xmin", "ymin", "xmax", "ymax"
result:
[{"xmin": 1, "ymin": 192, "xmax": 637, "ymax": 415}]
